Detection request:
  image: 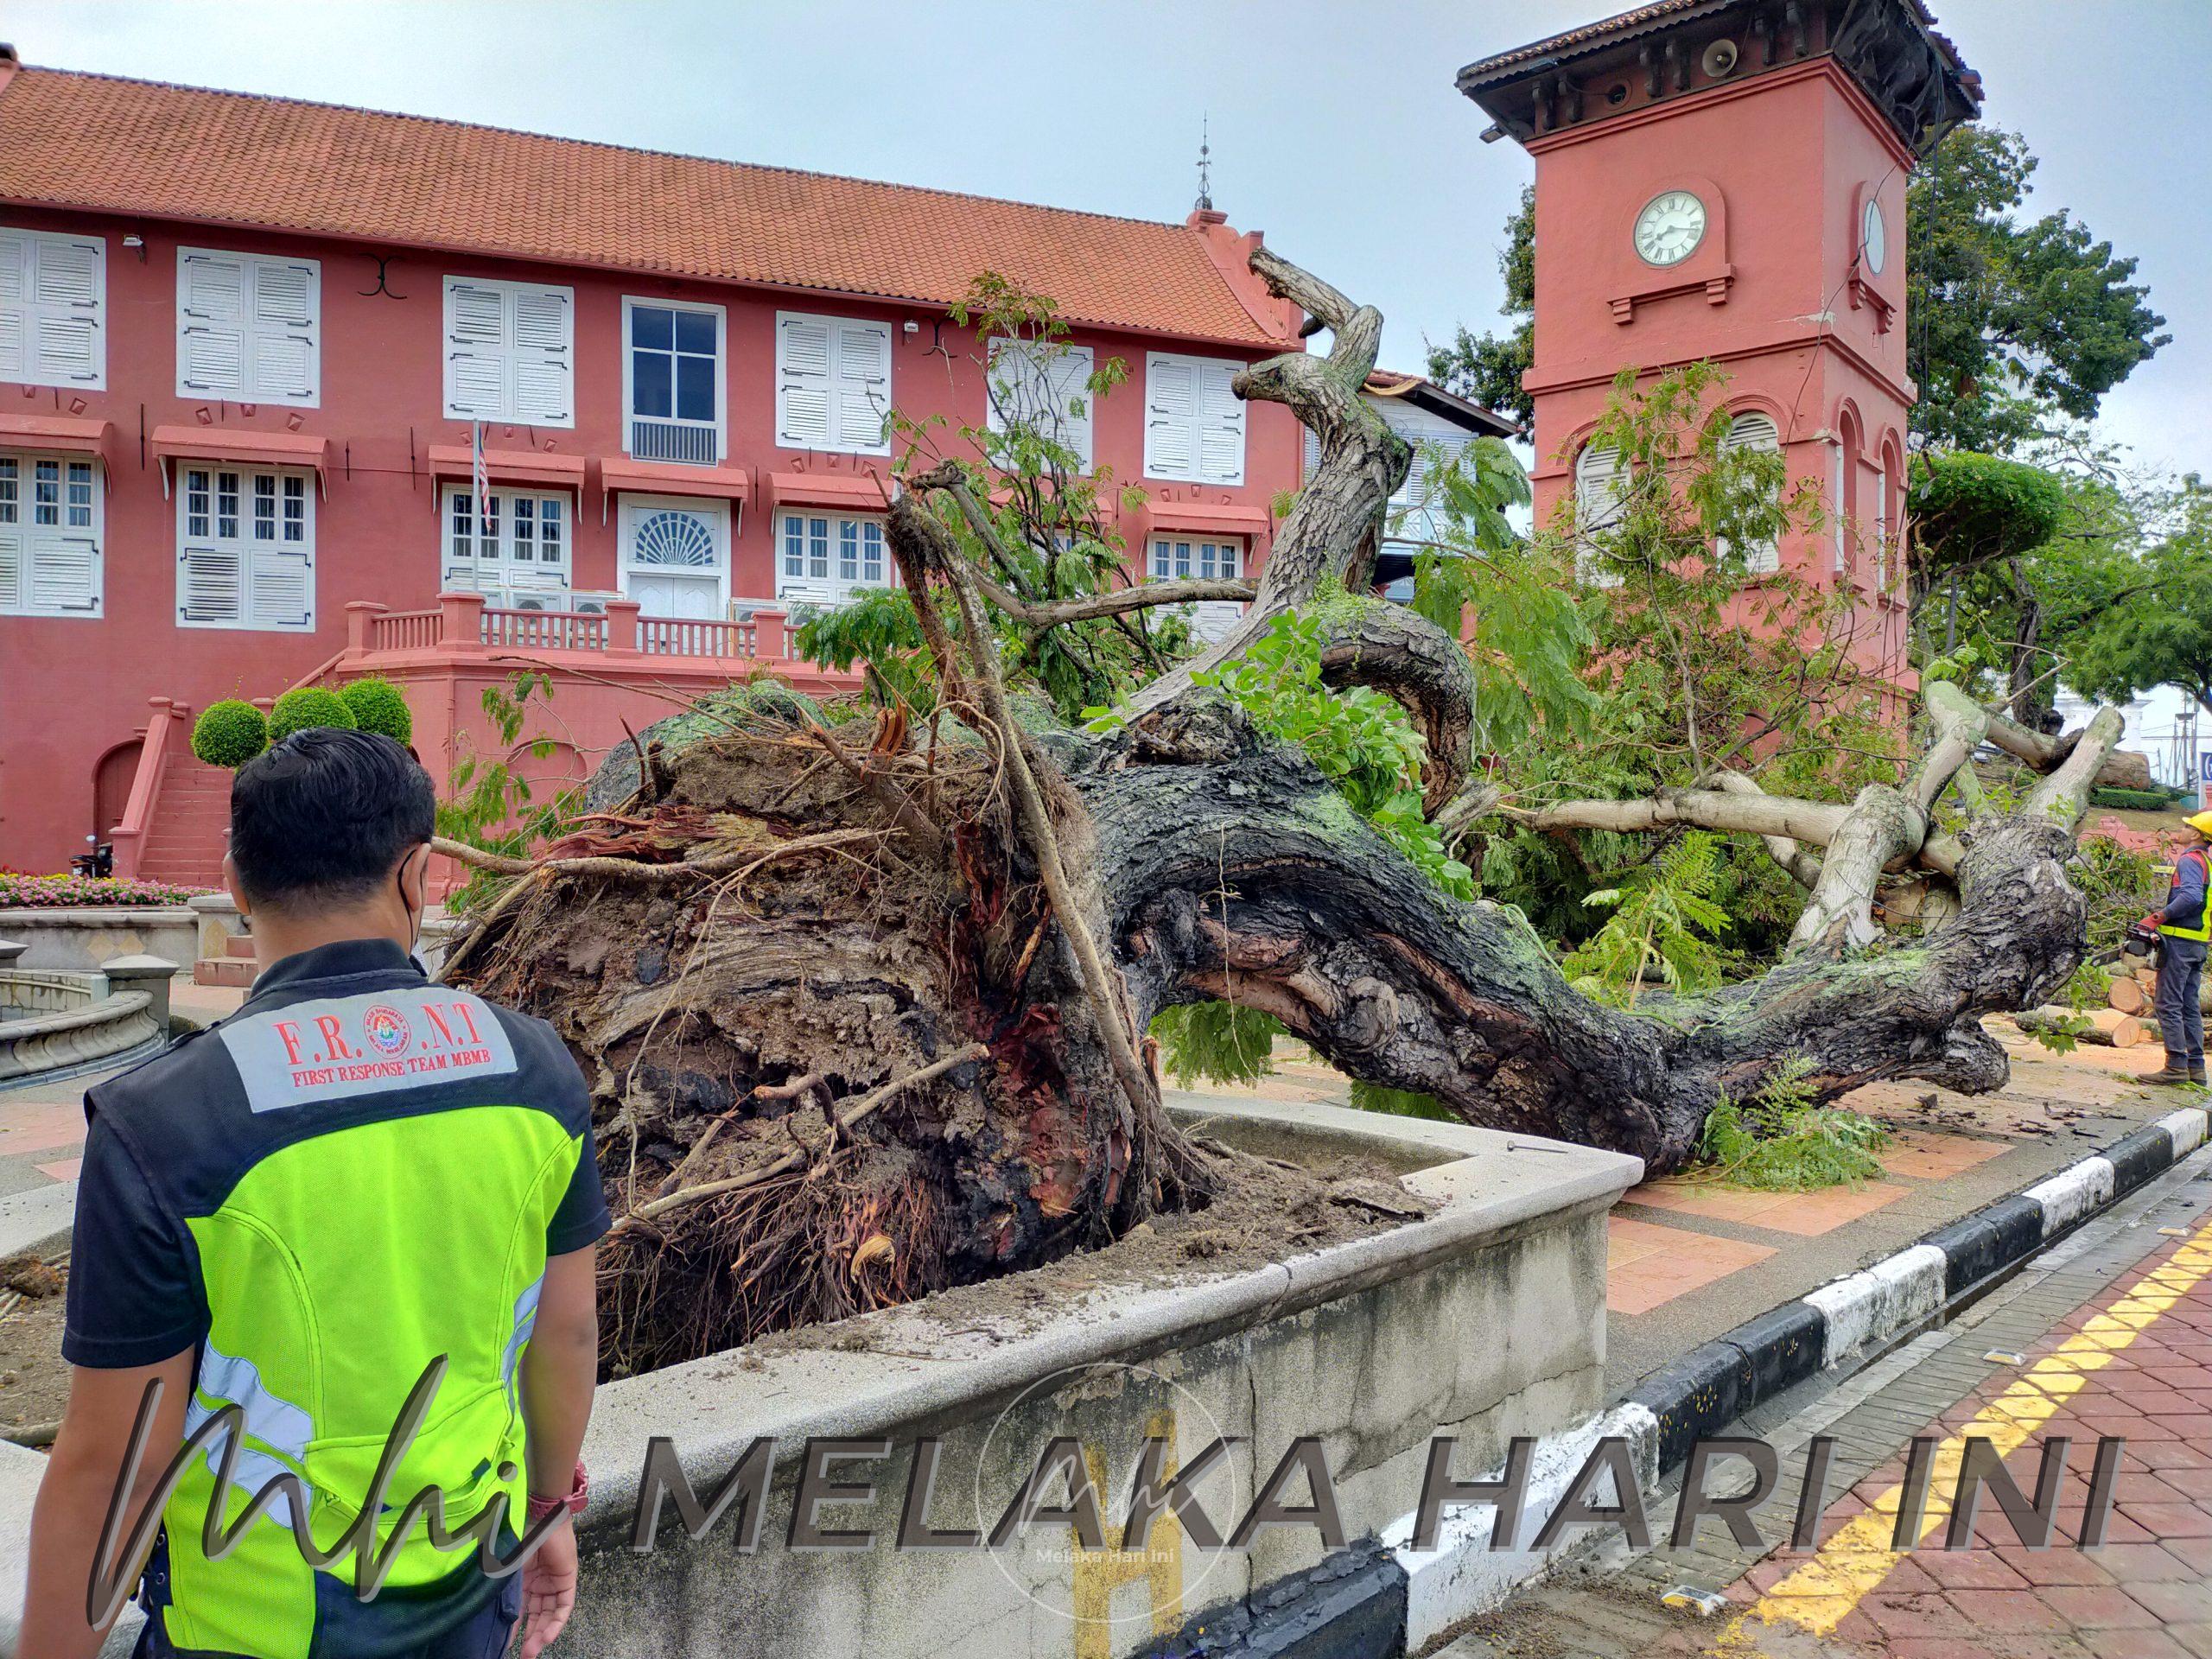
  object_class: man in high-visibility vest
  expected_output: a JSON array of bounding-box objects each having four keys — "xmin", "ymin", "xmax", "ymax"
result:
[
  {"xmin": 2144, "ymin": 809, "xmax": 2212, "ymax": 1087},
  {"xmin": 25, "ymin": 728, "xmax": 607, "ymax": 1657}
]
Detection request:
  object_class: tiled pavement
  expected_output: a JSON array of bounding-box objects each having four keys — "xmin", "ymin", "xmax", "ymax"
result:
[
  {"xmin": 1175, "ymin": 1026, "xmax": 2189, "ymax": 1390},
  {"xmin": 0, "ymin": 979, "xmax": 245, "ymax": 1219},
  {"xmin": 1444, "ymin": 1146, "xmax": 2212, "ymax": 1658}
]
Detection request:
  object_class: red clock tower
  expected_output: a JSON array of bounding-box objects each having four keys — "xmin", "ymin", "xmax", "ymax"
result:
[{"xmin": 1459, "ymin": 0, "xmax": 1980, "ymax": 705}]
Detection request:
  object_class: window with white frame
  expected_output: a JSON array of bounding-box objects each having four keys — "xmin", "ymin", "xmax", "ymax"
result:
[
  {"xmin": 987, "ymin": 337, "xmax": 1095, "ymax": 472},
  {"xmin": 776, "ymin": 510, "xmax": 893, "ymax": 606},
  {"xmin": 774, "ymin": 312, "xmax": 892, "ymax": 454},
  {"xmin": 442, "ymin": 276, "xmax": 574, "ymax": 425},
  {"xmin": 1144, "ymin": 352, "xmax": 1245, "ymax": 485},
  {"xmin": 176, "ymin": 467, "xmax": 314, "ymax": 631},
  {"xmin": 1147, "ymin": 537, "xmax": 1242, "ymax": 582},
  {"xmin": 1573, "ymin": 443, "xmax": 1627, "ymax": 588},
  {"xmin": 176, "ymin": 248, "xmax": 320, "ymax": 404},
  {"xmin": 441, "ymin": 486, "xmax": 571, "ymax": 597},
  {"xmin": 1872, "ymin": 460, "xmax": 1891, "ymax": 588},
  {"xmin": 0, "ymin": 226, "xmax": 105, "ymax": 389},
  {"xmin": 0, "ymin": 453, "xmax": 102, "ymax": 617},
  {"xmin": 1718, "ymin": 411, "xmax": 1783, "ymax": 575},
  {"xmin": 625, "ymin": 298, "xmax": 724, "ymax": 465}
]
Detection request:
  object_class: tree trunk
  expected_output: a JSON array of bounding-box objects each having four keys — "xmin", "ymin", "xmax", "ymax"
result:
[{"xmin": 439, "ymin": 246, "xmax": 2130, "ymax": 1366}]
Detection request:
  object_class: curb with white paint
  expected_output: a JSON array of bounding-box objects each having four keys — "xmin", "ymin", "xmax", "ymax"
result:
[{"xmin": 1178, "ymin": 1102, "xmax": 2212, "ymax": 1656}]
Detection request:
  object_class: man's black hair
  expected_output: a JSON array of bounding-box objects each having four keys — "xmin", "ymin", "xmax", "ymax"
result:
[{"xmin": 229, "ymin": 728, "xmax": 435, "ymax": 909}]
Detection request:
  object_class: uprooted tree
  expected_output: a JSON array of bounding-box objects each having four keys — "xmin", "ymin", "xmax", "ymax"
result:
[{"xmin": 436, "ymin": 253, "xmax": 2129, "ymax": 1370}]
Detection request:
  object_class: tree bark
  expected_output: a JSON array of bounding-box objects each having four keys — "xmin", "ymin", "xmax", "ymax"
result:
[{"xmin": 440, "ymin": 245, "xmax": 2133, "ymax": 1364}]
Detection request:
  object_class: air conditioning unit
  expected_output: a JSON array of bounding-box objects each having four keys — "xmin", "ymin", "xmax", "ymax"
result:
[
  {"xmin": 568, "ymin": 590, "xmax": 624, "ymax": 616},
  {"xmin": 505, "ymin": 590, "xmax": 563, "ymax": 613}
]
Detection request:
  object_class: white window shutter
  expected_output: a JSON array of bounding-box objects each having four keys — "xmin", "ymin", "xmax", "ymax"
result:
[
  {"xmin": 248, "ymin": 544, "xmax": 314, "ymax": 629},
  {"xmin": 0, "ymin": 234, "xmax": 24, "ymax": 378},
  {"xmin": 11, "ymin": 232, "xmax": 105, "ymax": 388},
  {"xmin": 511, "ymin": 286, "xmax": 572, "ymax": 423},
  {"xmin": 1146, "ymin": 356, "xmax": 1195, "ymax": 478},
  {"xmin": 1050, "ymin": 346, "xmax": 1094, "ymax": 471},
  {"xmin": 31, "ymin": 532, "xmax": 98, "ymax": 612},
  {"xmin": 249, "ymin": 258, "xmax": 320, "ymax": 404},
  {"xmin": 1196, "ymin": 362, "xmax": 1245, "ymax": 486},
  {"xmin": 1574, "ymin": 444, "xmax": 1627, "ymax": 588},
  {"xmin": 1720, "ymin": 412, "xmax": 1783, "ymax": 574},
  {"xmin": 1302, "ymin": 427, "xmax": 1321, "ymax": 483},
  {"xmin": 178, "ymin": 251, "xmax": 247, "ymax": 396},
  {"xmin": 178, "ymin": 543, "xmax": 245, "ymax": 624},
  {"xmin": 445, "ymin": 278, "xmax": 509, "ymax": 420},
  {"xmin": 0, "ymin": 529, "xmax": 20, "ymax": 609},
  {"xmin": 776, "ymin": 316, "xmax": 834, "ymax": 448},
  {"xmin": 832, "ymin": 322, "xmax": 891, "ymax": 453}
]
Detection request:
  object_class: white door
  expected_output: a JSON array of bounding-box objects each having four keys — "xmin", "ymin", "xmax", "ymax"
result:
[{"xmin": 619, "ymin": 498, "xmax": 728, "ymax": 619}]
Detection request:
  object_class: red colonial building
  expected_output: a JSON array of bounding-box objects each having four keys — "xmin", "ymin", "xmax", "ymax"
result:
[{"xmin": 0, "ymin": 49, "xmax": 1319, "ymax": 883}]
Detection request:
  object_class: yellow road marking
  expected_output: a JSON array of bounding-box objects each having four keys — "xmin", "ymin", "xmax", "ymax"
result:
[{"xmin": 1707, "ymin": 1217, "xmax": 2212, "ymax": 1654}]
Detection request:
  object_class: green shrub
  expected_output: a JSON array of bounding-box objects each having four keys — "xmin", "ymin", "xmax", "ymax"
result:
[
  {"xmin": 2088, "ymin": 786, "xmax": 2179, "ymax": 813},
  {"xmin": 1691, "ymin": 1058, "xmax": 1890, "ymax": 1191},
  {"xmin": 191, "ymin": 699, "xmax": 268, "ymax": 769},
  {"xmin": 267, "ymin": 687, "xmax": 357, "ymax": 742},
  {"xmin": 338, "ymin": 677, "xmax": 413, "ymax": 745}
]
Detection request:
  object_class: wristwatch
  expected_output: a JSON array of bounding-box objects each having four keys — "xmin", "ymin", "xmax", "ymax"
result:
[{"xmin": 527, "ymin": 1459, "xmax": 588, "ymax": 1523}]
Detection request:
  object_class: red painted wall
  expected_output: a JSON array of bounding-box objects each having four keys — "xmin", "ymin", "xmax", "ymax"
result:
[
  {"xmin": 0, "ymin": 208, "xmax": 1300, "ymax": 873},
  {"xmin": 1520, "ymin": 58, "xmax": 1917, "ymax": 703}
]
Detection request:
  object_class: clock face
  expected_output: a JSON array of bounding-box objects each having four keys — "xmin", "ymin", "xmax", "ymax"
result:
[
  {"xmin": 1861, "ymin": 197, "xmax": 1886, "ymax": 275},
  {"xmin": 1634, "ymin": 190, "xmax": 1707, "ymax": 267}
]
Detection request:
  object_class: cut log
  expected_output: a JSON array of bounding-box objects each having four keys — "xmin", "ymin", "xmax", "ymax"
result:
[
  {"xmin": 2108, "ymin": 976, "xmax": 2146, "ymax": 1015},
  {"xmin": 2012, "ymin": 1007, "xmax": 2139, "ymax": 1047}
]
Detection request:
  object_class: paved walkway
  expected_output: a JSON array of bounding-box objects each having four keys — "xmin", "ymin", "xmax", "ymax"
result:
[
  {"xmin": 1446, "ymin": 1146, "xmax": 2212, "ymax": 1659},
  {"xmin": 1179, "ymin": 1027, "xmax": 2187, "ymax": 1390}
]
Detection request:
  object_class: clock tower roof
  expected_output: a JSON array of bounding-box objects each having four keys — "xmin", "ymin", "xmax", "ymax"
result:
[{"xmin": 1459, "ymin": 0, "xmax": 1980, "ymax": 154}]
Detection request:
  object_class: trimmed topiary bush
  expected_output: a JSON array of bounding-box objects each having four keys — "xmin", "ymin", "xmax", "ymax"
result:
[
  {"xmin": 2090, "ymin": 785, "xmax": 2183, "ymax": 813},
  {"xmin": 267, "ymin": 686, "xmax": 358, "ymax": 743},
  {"xmin": 338, "ymin": 677, "xmax": 413, "ymax": 745},
  {"xmin": 191, "ymin": 699, "xmax": 269, "ymax": 769}
]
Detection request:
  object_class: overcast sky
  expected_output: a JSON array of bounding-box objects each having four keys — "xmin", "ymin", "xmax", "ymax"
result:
[{"xmin": 12, "ymin": 1, "xmax": 2208, "ymax": 477}]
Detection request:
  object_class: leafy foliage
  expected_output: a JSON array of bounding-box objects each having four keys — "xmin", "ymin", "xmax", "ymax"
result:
[
  {"xmin": 0, "ymin": 872, "xmax": 208, "ymax": 906},
  {"xmin": 1909, "ymin": 125, "xmax": 2168, "ymax": 454},
  {"xmin": 191, "ymin": 699, "xmax": 268, "ymax": 769},
  {"xmin": 1425, "ymin": 185, "xmax": 1534, "ymax": 427},
  {"xmin": 1148, "ymin": 1001, "xmax": 1284, "ymax": 1088},
  {"xmin": 435, "ymin": 672, "xmax": 575, "ymax": 914},
  {"xmin": 1184, "ymin": 607, "xmax": 1472, "ymax": 900},
  {"xmin": 2063, "ymin": 482, "xmax": 2212, "ymax": 717},
  {"xmin": 337, "ymin": 677, "xmax": 414, "ymax": 745},
  {"xmin": 2069, "ymin": 836, "xmax": 2166, "ymax": 961},
  {"xmin": 1347, "ymin": 1081, "xmax": 1455, "ymax": 1122},
  {"xmin": 1563, "ymin": 831, "xmax": 1732, "ymax": 1006},
  {"xmin": 1691, "ymin": 1058, "xmax": 1891, "ymax": 1190},
  {"xmin": 266, "ymin": 686, "xmax": 355, "ymax": 742},
  {"xmin": 1910, "ymin": 451, "xmax": 2069, "ymax": 575},
  {"xmin": 798, "ymin": 273, "xmax": 1193, "ymax": 721}
]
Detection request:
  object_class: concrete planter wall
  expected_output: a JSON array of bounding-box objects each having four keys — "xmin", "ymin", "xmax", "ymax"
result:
[
  {"xmin": 0, "ymin": 908, "xmax": 197, "ymax": 974},
  {"xmin": 571, "ymin": 1098, "xmax": 1639, "ymax": 1659},
  {"xmin": 0, "ymin": 957, "xmax": 175, "ymax": 1088},
  {"xmin": 0, "ymin": 1097, "xmax": 1637, "ymax": 1659}
]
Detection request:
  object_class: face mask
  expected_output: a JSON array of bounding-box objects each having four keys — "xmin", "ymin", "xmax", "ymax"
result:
[{"xmin": 396, "ymin": 848, "xmax": 424, "ymax": 956}]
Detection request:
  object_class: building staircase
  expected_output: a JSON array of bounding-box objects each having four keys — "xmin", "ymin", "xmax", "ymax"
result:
[{"xmin": 136, "ymin": 754, "xmax": 231, "ymax": 890}]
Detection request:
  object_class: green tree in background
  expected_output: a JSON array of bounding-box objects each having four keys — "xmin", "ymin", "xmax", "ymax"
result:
[{"xmin": 2064, "ymin": 480, "xmax": 2212, "ymax": 718}]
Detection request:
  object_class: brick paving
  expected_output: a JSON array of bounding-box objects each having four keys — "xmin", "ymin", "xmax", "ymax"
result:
[{"xmin": 1445, "ymin": 1147, "xmax": 2212, "ymax": 1659}]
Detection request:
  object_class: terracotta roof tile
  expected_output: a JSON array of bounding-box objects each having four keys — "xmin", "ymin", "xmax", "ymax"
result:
[{"xmin": 0, "ymin": 65, "xmax": 1289, "ymax": 348}]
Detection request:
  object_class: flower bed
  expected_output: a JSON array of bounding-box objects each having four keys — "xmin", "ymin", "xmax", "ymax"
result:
[{"xmin": 0, "ymin": 873, "xmax": 210, "ymax": 909}]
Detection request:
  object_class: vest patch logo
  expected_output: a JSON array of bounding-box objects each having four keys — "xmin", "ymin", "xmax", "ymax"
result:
[
  {"xmin": 220, "ymin": 987, "xmax": 518, "ymax": 1113},
  {"xmin": 362, "ymin": 1003, "xmax": 413, "ymax": 1057}
]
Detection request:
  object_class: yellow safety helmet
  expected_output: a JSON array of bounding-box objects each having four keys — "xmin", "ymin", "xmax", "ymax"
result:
[{"xmin": 2188, "ymin": 809, "xmax": 2212, "ymax": 839}]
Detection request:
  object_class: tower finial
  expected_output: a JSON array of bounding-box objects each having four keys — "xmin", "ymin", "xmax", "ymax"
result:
[{"xmin": 1194, "ymin": 114, "xmax": 1213, "ymax": 213}]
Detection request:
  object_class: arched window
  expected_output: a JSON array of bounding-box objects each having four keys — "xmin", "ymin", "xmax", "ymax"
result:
[
  {"xmin": 1719, "ymin": 411, "xmax": 1783, "ymax": 574},
  {"xmin": 632, "ymin": 508, "xmax": 718, "ymax": 568},
  {"xmin": 1834, "ymin": 410, "xmax": 1863, "ymax": 578},
  {"xmin": 1877, "ymin": 436, "xmax": 1904, "ymax": 591},
  {"xmin": 1573, "ymin": 442, "xmax": 1627, "ymax": 588}
]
